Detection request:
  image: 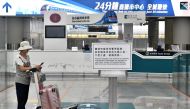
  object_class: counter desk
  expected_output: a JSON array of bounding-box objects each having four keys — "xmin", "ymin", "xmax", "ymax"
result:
[
  {"xmin": 129, "ymin": 51, "xmax": 179, "ymax": 74},
  {"xmin": 7, "ymin": 50, "xmax": 97, "ymax": 74},
  {"xmin": 6, "ymin": 50, "xmax": 190, "ymax": 75}
]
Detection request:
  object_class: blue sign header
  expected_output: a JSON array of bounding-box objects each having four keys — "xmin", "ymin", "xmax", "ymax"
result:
[
  {"xmin": 0, "ymin": 0, "xmax": 190, "ymax": 16},
  {"xmin": 71, "ymin": 0, "xmax": 174, "ymax": 16}
]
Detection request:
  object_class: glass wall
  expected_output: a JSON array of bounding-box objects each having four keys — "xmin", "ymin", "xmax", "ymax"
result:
[
  {"xmin": 0, "ymin": 17, "xmax": 7, "ymax": 91},
  {"xmin": 172, "ymin": 53, "xmax": 190, "ymax": 96},
  {"xmin": 0, "ymin": 17, "xmax": 45, "ymax": 91},
  {"xmin": 0, "ymin": 51, "xmax": 7, "ymax": 91},
  {"xmin": 0, "ymin": 17, "xmax": 15, "ymax": 91},
  {"xmin": 133, "ymin": 21, "xmax": 165, "ymax": 50}
]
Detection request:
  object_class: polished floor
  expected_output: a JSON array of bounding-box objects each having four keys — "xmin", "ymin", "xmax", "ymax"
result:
[{"xmin": 0, "ymin": 74, "xmax": 190, "ymax": 109}]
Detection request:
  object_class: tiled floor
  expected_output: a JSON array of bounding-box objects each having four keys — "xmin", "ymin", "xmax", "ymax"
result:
[{"xmin": 0, "ymin": 75, "xmax": 190, "ymax": 109}]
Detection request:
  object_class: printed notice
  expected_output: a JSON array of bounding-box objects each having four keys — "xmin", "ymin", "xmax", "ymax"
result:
[{"xmin": 92, "ymin": 43, "xmax": 132, "ymax": 70}]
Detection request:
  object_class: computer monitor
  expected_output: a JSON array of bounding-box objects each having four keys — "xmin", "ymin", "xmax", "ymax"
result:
[{"xmin": 171, "ymin": 45, "xmax": 180, "ymax": 51}]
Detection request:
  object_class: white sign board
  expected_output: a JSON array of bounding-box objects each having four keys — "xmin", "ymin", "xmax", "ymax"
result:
[
  {"xmin": 92, "ymin": 43, "xmax": 132, "ymax": 70},
  {"xmin": 117, "ymin": 12, "xmax": 145, "ymax": 24}
]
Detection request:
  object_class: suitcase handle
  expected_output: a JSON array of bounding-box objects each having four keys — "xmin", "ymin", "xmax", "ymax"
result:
[{"xmin": 29, "ymin": 68, "xmax": 37, "ymax": 72}]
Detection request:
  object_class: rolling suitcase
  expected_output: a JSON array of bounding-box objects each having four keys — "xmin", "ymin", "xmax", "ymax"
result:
[
  {"xmin": 33, "ymin": 71, "xmax": 61, "ymax": 109},
  {"xmin": 33, "ymin": 71, "xmax": 77, "ymax": 109},
  {"xmin": 39, "ymin": 85, "xmax": 61, "ymax": 109}
]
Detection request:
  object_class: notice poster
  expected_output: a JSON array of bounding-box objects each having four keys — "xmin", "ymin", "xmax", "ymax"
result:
[{"xmin": 92, "ymin": 43, "xmax": 132, "ymax": 70}]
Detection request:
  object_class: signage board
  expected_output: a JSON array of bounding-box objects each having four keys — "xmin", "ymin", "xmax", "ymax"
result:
[
  {"xmin": 92, "ymin": 43, "xmax": 132, "ymax": 70},
  {"xmin": 0, "ymin": 0, "xmax": 190, "ymax": 16},
  {"xmin": 66, "ymin": 11, "xmax": 145, "ymax": 24}
]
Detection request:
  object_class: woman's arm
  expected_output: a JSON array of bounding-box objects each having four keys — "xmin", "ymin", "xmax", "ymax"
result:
[{"xmin": 17, "ymin": 65, "xmax": 32, "ymax": 72}]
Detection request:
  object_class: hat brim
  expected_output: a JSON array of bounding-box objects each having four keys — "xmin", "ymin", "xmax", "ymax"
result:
[{"xmin": 18, "ymin": 46, "xmax": 32, "ymax": 51}]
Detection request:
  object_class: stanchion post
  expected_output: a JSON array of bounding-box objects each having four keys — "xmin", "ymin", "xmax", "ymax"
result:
[{"xmin": 108, "ymin": 77, "xmax": 117, "ymax": 109}]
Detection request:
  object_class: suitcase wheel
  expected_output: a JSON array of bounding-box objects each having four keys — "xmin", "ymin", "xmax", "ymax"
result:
[
  {"xmin": 39, "ymin": 91, "xmax": 43, "ymax": 95},
  {"xmin": 36, "ymin": 106, "xmax": 41, "ymax": 109},
  {"xmin": 52, "ymin": 88, "xmax": 56, "ymax": 92}
]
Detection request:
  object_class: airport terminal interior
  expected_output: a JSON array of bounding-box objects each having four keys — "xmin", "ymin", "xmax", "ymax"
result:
[{"xmin": 0, "ymin": 0, "xmax": 190, "ymax": 109}]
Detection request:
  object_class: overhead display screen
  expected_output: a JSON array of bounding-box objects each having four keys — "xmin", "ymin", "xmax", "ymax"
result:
[{"xmin": 0, "ymin": 0, "xmax": 190, "ymax": 16}]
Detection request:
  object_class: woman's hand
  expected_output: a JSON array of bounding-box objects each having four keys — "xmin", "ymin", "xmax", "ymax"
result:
[{"xmin": 35, "ymin": 65, "xmax": 42, "ymax": 71}]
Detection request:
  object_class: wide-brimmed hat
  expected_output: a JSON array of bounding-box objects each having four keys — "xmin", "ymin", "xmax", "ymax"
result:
[{"xmin": 18, "ymin": 41, "xmax": 32, "ymax": 51}]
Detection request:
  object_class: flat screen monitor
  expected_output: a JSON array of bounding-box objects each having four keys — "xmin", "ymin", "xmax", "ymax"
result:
[{"xmin": 45, "ymin": 26, "xmax": 66, "ymax": 38}]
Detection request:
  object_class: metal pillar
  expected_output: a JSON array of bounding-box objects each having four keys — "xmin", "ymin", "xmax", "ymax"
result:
[
  {"xmin": 165, "ymin": 18, "xmax": 174, "ymax": 50},
  {"xmin": 123, "ymin": 23, "xmax": 133, "ymax": 42},
  {"xmin": 148, "ymin": 18, "xmax": 159, "ymax": 49},
  {"xmin": 118, "ymin": 24, "xmax": 123, "ymax": 40},
  {"xmin": 109, "ymin": 77, "xmax": 117, "ymax": 109}
]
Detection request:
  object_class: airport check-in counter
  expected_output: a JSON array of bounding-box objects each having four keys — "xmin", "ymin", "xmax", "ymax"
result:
[
  {"xmin": 7, "ymin": 50, "xmax": 186, "ymax": 75},
  {"xmin": 6, "ymin": 50, "xmax": 190, "ymax": 99}
]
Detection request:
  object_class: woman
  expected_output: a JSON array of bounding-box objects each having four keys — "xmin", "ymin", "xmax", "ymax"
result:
[{"xmin": 15, "ymin": 41, "xmax": 41, "ymax": 109}]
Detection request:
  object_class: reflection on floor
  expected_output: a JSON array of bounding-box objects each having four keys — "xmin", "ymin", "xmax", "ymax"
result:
[{"xmin": 0, "ymin": 76, "xmax": 190, "ymax": 109}]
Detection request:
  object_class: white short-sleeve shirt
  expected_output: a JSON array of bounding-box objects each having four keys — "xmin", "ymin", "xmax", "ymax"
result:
[{"xmin": 15, "ymin": 54, "xmax": 31, "ymax": 85}]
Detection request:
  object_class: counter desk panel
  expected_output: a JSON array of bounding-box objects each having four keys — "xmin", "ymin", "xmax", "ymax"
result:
[{"xmin": 129, "ymin": 51, "xmax": 178, "ymax": 73}]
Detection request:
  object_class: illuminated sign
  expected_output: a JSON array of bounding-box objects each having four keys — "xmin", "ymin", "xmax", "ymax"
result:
[{"xmin": 0, "ymin": 0, "xmax": 190, "ymax": 16}]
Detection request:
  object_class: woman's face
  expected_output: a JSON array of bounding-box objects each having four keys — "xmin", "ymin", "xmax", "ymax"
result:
[{"xmin": 21, "ymin": 49, "xmax": 29, "ymax": 54}]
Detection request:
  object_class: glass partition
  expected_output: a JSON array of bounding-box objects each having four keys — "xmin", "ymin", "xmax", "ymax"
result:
[
  {"xmin": 0, "ymin": 17, "xmax": 14, "ymax": 91},
  {"xmin": 187, "ymin": 54, "xmax": 190, "ymax": 96},
  {"xmin": 172, "ymin": 56, "xmax": 179, "ymax": 88},
  {"xmin": 173, "ymin": 53, "xmax": 190, "ymax": 96},
  {"xmin": 0, "ymin": 17, "xmax": 7, "ymax": 91},
  {"xmin": 0, "ymin": 51, "xmax": 6, "ymax": 91}
]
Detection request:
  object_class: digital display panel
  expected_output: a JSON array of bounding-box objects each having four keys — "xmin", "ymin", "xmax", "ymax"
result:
[{"xmin": 45, "ymin": 26, "xmax": 66, "ymax": 38}]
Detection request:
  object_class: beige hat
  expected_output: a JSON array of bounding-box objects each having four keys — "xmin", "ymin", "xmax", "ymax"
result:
[{"xmin": 18, "ymin": 41, "xmax": 32, "ymax": 51}]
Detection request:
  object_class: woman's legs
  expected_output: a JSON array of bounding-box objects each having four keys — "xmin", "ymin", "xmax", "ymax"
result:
[{"xmin": 16, "ymin": 83, "xmax": 30, "ymax": 109}]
